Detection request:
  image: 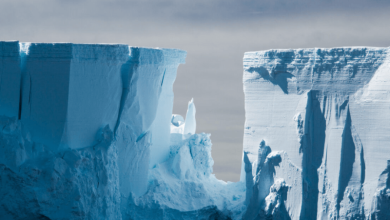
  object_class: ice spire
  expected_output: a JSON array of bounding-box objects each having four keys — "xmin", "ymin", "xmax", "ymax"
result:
[{"xmin": 184, "ymin": 98, "xmax": 196, "ymax": 135}]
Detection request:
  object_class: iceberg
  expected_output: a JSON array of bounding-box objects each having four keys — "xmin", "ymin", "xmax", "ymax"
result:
[
  {"xmin": 242, "ymin": 47, "xmax": 390, "ymax": 219},
  {"xmin": 0, "ymin": 41, "xmax": 192, "ymax": 219},
  {"xmin": 0, "ymin": 41, "xmax": 389, "ymax": 220}
]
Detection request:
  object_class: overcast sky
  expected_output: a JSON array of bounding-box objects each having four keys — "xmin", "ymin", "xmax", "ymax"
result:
[{"xmin": 2, "ymin": 0, "xmax": 390, "ymax": 181}]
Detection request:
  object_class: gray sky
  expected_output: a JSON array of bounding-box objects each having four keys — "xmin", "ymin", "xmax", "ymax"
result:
[{"xmin": 1, "ymin": 0, "xmax": 390, "ymax": 181}]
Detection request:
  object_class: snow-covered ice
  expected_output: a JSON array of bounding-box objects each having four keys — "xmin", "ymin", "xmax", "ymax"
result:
[{"xmin": 0, "ymin": 42, "xmax": 389, "ymax": 219}]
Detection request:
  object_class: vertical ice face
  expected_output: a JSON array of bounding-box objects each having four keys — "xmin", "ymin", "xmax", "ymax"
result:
[
  {"xmin": 150, "ymin": 49, "xmax": 186, "ymax": 168},
  {"xmin": 16, "ymin": 43, "xmax": 186, "ymax": 199},
  {"xmin": 0, "ymin": 41, "xmax": 21, "ymax": 118},
  {"xmin": 20, "ymin": 43, "xmax": 128, "ymax": 150},
  {"xmin": 114, "ymin": 47, "xmax": 186, "ymax": 197},
  {"xmin": 0, "ymin": 43, "xmax": 186, "ymax": 219},
  {"xmin": 242, "ymin": 47, "xmax": 390, "ymax": 219}
]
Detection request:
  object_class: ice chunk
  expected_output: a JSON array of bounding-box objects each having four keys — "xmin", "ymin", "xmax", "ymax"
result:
[
  {"xmin": 170, "ymin": 114, "xmax": 185, "ymax": 134},
  {"xmin": 263, "ymin": 179, "xmax": 290, "ymax": 219},
  {"xmin": 171, "ymin": 114, "xmax": 185, "ymax": 126}
]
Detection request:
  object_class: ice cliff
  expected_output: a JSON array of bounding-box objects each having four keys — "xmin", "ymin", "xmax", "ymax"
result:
[
  {"xmin": 1, "ymin": 41, "xmax": 390, "ymax": 220},
  {"xmin": 242, "ymin": 47, "xmax": 390, "ymax": 219}
]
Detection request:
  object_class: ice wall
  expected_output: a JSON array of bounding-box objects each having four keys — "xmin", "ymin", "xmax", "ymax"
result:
[
  {"xmin": 0, "ymin": 41, "xmax": 21, "ymax": 118},
  {"xmin": 20, "ymin": 43, "xmax": 128, "ymax": 150},
  {"xmin": 149, "ymin": 49, "xmax": 186, "ymax": 168},
  {"xmin": 115, "ymin": 47, "xmax": 186, "ymax": 197},
  {"xmin": 242, "ymin": 47, "xmax": 390, "ymax": 219}
]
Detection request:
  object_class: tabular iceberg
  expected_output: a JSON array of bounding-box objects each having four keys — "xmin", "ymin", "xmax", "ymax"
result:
[
  {"xmin": 242, "ymin": 47, "xmax": 390, "ymax": 219},
  {"xmin": 0, "ymin": 41, "xmax": 389, "ymax": 220},
  {"xmin": 0, "ymin": 41, "xmax": 246, "ymax": 220}
]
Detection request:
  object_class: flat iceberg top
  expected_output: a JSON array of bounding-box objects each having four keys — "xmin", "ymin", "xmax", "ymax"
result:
[
  {"xmin": 244, "ymin": 47, "xmax": 389, "ymax": 70},
  {"xmin": 19, "ymin": 42, "xmax": 186, "ymax": 64},
  {"xmin": 243, "ymin": 46, "xmax": 390, "ymax": 94},
  {"xmin": 245, "ymin": 46, "xmax": 388, "ymax": 54},
  {"xmin": 0, "ymin": 41, "xmax": 20, "ymax": 58}
]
